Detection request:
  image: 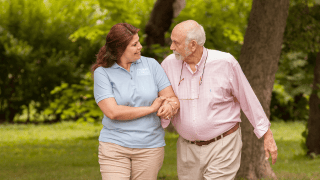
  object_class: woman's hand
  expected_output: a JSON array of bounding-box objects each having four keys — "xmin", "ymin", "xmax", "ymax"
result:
[{"xmin": 151, "ymin": 96, "xmax": 166, "ymax": 113}]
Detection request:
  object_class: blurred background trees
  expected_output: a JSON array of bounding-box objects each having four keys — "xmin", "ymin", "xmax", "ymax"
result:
[{"xmin": 0, "ymin": 0, "xmax": 319, "ymax": 156}]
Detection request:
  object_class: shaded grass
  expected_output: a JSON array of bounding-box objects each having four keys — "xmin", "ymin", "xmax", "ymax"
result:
[
  {"xmin": 268, "ymin": 121, "xmax": 320, "ymax": 180},
  {"xmin": 0, "ymin": 121, "xmax": 319, "ymax": 180}
]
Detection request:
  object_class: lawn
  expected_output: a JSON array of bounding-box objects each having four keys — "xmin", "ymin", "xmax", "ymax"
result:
[{"xmin": 0, "ymin": 121, "xmax": 319, "ymax": 180}]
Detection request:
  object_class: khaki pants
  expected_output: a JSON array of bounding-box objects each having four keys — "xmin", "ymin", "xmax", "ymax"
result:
[
  {"xmin": 177, "ymin": 127, "xmax": 242, "ymax": 180},
  {"xmin": 98, "ymin": 142, "xmax": 164, "ymax": 180}
]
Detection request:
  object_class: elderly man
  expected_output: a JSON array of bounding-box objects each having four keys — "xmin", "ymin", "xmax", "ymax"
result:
[{"xmin": 160, "ymin": 20, "xmax": 278, "ymax": 180}]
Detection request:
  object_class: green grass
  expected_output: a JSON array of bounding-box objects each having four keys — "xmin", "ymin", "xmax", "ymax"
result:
[
  {"xmin": 268, "ymin": 121, "xmax": 320, "ymax": 180},
  {"xmin": 0, "ymin": 121, "xmax": 319, "ymax": 180}
]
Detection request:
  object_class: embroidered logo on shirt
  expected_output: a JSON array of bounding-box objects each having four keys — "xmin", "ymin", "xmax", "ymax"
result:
[{"xmin": 137, "ymin": 68, "xmax": 151, "ymax": 76}]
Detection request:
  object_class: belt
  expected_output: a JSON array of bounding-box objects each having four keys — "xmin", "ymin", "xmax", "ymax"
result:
[{"xmin": 187, "ymin": 122, "xmax": 240, "ymax": 146}]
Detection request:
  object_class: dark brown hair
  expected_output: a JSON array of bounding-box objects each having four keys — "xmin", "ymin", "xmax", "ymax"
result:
[{"xmin": 91, "ymin": 23, "xmax": 140, "ymax": 74}]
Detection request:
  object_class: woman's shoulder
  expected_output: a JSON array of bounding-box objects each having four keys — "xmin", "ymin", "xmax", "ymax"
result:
[
  {"xmin": 140, "ymin": 56, "xmax": 157, "ymax": 63},
  {"xmin": 139, "ymin": 56, "xmax": 161, "ymax": 68},
  {"xmin": 94, "ymin": 66, "xmax": 112, "ymax": 78},
  {"xmin": 94, "ymin": 66, "xmax": 107, "ymax": 74}
]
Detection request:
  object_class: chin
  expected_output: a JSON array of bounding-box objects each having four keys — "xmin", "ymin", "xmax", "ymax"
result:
[
  {"xmin": 131, "ymin": 56, "xmax": 141, "ymax": 62},
  {"xmin": 174, "ymin": 54, "xmax": 184, "ymax": 61}
]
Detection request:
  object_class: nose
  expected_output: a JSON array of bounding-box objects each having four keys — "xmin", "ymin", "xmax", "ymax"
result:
[
  {"xmin": 170, "ymin": 43, "xmax": 174, "ymax": 51},
  {"xmin": 138, "ymin": 42, "xmax": 142, "ymax": 50}
]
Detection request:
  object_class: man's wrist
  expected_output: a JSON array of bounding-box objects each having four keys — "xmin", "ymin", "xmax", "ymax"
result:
[{"xmin": 264, "ymin": 128, "xmax": 272, "ymax": 139}]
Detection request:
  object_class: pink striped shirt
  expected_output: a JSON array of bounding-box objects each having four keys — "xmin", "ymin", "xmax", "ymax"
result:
[{"xmin": 161, "ymin": 47, "xmax": 270, "ymax": 141}]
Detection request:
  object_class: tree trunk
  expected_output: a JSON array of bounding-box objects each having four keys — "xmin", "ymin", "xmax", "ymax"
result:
[
  {"xmin": 236, "ymin": 0, "xmax": 290, "ymax": 179},
  {"xmin": 306, "ymin": 52, "xmax": 320, "ymax": 156},
  {"xmin": 145, "ymin": 0, "xmax": 185, "ymax": 133},
  {"xmin": 145, "ymin": 0, "xmax": 185, "ymax": 47}
]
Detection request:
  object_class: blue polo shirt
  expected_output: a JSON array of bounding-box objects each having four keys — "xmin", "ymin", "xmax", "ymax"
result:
[{"xmin": 94, "ymin": 56, "xmax": 171, "ymax": 148}]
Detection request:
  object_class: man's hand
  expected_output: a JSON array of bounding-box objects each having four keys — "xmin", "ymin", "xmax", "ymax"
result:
[
  {"xmin": 264, "ymin": 128, "xmax": 278, "ymax": 164},
  {"xmin": 165, "ymin": 97, "xmax": 179, "ymax": 114},
  {"xmin": 157, "ymin": 104, "xmax": 173, "ymax": 119}
]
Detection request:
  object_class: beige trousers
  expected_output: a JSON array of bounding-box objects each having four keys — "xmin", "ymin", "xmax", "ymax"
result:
[
  {"xmin": 98, "ymin": 142, "xmax": 164, "ymax": 180},
  {"xmin": 177, "ymin": 127, "xmax": 242, "ymax": 180}
]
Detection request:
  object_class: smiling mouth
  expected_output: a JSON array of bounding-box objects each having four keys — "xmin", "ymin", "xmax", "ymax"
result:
[{"xmin": 135, "ymin": 52, "xmax": 141, "ymax": 55}]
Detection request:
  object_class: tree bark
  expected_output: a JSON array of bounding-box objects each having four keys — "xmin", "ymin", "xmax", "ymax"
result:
[
  {"xmin": 306, "ymin": 52, "xmax": 320, "ymax": 156},
  {"xmin": 236, "ymin": 0, "xmax": 290, "ymax": 179},
  {"xmin": 145, "ymin": 0, "xmax": 185, "ymax": 47}
]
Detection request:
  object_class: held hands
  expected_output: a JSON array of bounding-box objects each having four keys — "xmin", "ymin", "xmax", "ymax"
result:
[
  {"xmin": 264, "ymin": 128, "xmax": 278, "ymax": 165},
  {"xmin": 157, "ymin": 98, "xmax": 179, "ymax": 119},
  {"xmin": 151, "ymin": 96, "xmax": 166, "ymax": 113}
]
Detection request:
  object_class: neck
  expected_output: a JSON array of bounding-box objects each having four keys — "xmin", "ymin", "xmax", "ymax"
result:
[
  {"xmin": 117, "ymin": 60, "xmax": 132, "ymax": 72},
  {"xmin": 184, "ymin": 46, "xmax": 204, "ymax": 66}
]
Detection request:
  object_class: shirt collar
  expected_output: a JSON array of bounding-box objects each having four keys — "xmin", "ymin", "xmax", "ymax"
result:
[
  {"xmin": 110, "ymin": 58, "xmax": 142, "ymax": 69},
  {"xmin": 183, "ymin": 47, "xmax": 208, "ymax": 72}
]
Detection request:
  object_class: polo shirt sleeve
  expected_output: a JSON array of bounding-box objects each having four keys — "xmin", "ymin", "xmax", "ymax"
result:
[
  {"xmin": 149, "ymin": 58, "xmax": 171, "ymax": 92},
  {"xmin": 93, "ymin": 67, "xmax": 114, "ymax": 104}
]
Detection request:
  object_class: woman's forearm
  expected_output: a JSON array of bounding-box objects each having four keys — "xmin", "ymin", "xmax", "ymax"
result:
[
  {"xmin": 111, "ymin": 105, "xmax": 155, "ymax": 120},
  {"xmin": 98, "ymin": 97, "xmax": 165, "ymax": 121}
]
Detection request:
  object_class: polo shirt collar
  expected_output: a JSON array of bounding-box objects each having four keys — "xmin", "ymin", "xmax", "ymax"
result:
[{"xmin": 110, "ymin": 58, "xmax": 142, "ymax": 69}]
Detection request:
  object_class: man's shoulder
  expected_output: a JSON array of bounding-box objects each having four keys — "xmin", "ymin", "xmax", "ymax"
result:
[
  {"xmin": 207, "ymin": 49, "xmax": 238, "ymax": 65},
  {"xmin": 207, "ymin": 49, "xmax": 233, "ymax": 60},
  {"xmin": 161, "ymin": 54, "xmax": 181, "ymax": 67}
]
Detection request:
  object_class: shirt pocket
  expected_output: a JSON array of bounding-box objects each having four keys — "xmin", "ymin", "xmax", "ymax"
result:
[{"xmin": 205, "ymin": 77, "xmax": 229, "ymax": 104}]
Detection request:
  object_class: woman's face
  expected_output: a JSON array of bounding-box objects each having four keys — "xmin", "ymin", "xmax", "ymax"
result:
[{"xmin": 120, "ymin": 34, "xmax": 142, "ymax": 64}]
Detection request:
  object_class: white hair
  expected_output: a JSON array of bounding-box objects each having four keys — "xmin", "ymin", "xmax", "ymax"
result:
[{"xmin": 185, "ymin": 23, "xmax": 206, "ymax": 46}]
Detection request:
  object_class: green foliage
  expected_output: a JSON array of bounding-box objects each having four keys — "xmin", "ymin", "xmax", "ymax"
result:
[
  {"xmin": 172, "ymin": 0, "xmax": 252, "ymax": 59},
  {"xmin": 0, "ymin": 27, "xmax": 34, "ymax": 120},
  {"xmin": 280, "ymin": 1, "xmax": 320, "ymax": 154},
  {"xmin": 69, "ymin": 0, "xmax": 156, "ymax": 44},
  {"xmin": 271, "ymin": 52, "xmax": 312, "ymax": 121},
  {"xmin": 283, "ymin": 2, "xmax": 320, "ymax": 53},
  {"xmin": 0, "ymin": 0, "xmax": 101, "ymax": 122},
  {"xmin": 43, "ymin": 72, "xmax": 103, "ymax": 122},
  {"xmin": 301, "ymin": 122, "xmax": 309, "ymax": 153}
]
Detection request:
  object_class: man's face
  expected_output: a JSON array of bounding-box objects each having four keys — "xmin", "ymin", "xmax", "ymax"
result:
[{"xmin": 170, "ymin": 28, "xmax": 191, "ymax": 61}]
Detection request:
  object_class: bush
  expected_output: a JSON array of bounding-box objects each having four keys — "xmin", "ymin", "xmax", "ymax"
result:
[{"xmin": 43, "ymin": 72, "xmax": 103, "ymax": 123}]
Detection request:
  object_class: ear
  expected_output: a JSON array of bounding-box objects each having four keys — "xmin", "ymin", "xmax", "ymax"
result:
[{"xmin": 190, "ymin": 40, "xmax": 198, "ymax": 52}]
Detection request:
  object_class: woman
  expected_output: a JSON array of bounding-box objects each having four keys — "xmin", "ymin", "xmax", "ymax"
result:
[{"xmin": 92, "ymin": 23, "xmax": 180, "ymax": 180}]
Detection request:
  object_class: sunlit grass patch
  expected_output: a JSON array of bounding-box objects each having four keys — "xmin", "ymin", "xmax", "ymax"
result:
[
  {"xmin": 1, "ymin": 120, "xmax": 319, "ymax": 180},
  {"xmin": 269, "ymin": 121, "xmax": 320, "ymax": 180},
  {"xmin": 1, "ymin": 121, "xmax": 102, "ymax": 145}
]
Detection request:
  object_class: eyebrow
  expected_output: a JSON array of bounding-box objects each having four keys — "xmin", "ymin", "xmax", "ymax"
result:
[{"xmin": 133, "ymin": 39, "xmax": 139, "ymax": 44}]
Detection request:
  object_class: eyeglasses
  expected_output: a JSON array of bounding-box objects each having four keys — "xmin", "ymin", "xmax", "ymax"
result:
[{"xmin": 177, "ymin": 49, "xmax": 208, "ymax": 100}]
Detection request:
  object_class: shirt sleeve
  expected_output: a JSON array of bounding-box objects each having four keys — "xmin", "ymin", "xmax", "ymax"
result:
[
  {"xmin": 93, "ymin": 67, "xmax": 114, "ymax": 104},
  {"xmin": 229, "ymin": 59, "xmax": 271, "ymax": 139},
  {"xmin": 159, "ymin": 58, "xmax": 172, "ymax": 129},
  {"xmin": 149, "ymin": 58, "xmax": 171, "ymax": 92}
]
